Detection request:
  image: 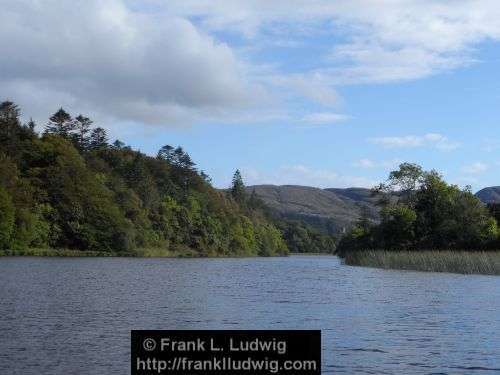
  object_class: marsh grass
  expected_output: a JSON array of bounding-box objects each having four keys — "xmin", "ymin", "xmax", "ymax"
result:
[{"xmin": 344, "ymin": 250, "xmax": 500, "ymax": 275}]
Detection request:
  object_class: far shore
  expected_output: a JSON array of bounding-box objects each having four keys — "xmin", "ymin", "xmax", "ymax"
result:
[
  {"xmin": 0, "ymin": 248, "xmax": 332, "ymax": 258},
  {"xmin": 343, "ymin": 250, "xmax": 500, "ymax": 276}
]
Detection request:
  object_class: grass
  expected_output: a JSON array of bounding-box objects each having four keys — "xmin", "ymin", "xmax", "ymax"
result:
[{"xmin": 343, "ymin": 250, "xmax": 500, "ymax": 275}]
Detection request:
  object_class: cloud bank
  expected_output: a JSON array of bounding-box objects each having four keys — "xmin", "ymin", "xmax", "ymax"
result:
[
  {"xmin": 0, "ymin": 0, "xmax": 261, "ymax": 125},
  {"xmin": 2, "ymin": 0, "xmax": 500, "ymax": 127}
]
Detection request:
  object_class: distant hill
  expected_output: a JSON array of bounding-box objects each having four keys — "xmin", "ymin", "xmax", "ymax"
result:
[
  {"xmin": 476, "ymin": 186, "xmax": 500, "ymax": 204},
  {"xmin": 245, "ymin": 184, "xmax": 500, "ymax": 236},
  {"xmin": 246, "ymin": 185, "xmax": 380, "ymax": 235}
]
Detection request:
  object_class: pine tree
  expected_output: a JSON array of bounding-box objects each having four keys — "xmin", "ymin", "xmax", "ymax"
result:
[
  {"xmin": 89, "ymin": 127, "xmax": 108, "ymax": 149},
  {"xmin": 200, "ymin": 171, "xmax": 212, "ymax": 183},
  {"xmin": 0, "ymin": 101, "xmax": 20, "ymax": 123},
  {"xmin": 26, "ymin": 118, "xmax": 36, "ymax": 131},
  {"xmin": 231, "ymin": 169, "xmax": 246, "ymax": 203},
  {"xmin": 157, "ymin": 145, "xmax": 175, "ymax": 162},
  {"xmin": 74, "ymin": 115, "xmax": 93, "ymax": 150},
  {"xmin": 112, "ymin": 139, "xmax": 125, "ymax": 149},
  {"xmin": 45, "ymin": 108, "xmax": 74, "ymax": 136},
  {"xmin": 0, "ymin": 101, "xmax": 25, "ymax": 152}
]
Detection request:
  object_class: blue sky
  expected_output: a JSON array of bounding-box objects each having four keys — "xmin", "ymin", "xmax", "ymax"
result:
[{"xmin": 2, "ymin": 1, "xmax": 500, "ymax": 191}]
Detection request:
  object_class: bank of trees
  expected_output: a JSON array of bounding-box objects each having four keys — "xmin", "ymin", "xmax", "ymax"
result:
[
  {"xmin": 0, "ymin": 101, "xmax": 293, "ymax": 256},
  {"xmin": 337, "ymin": 163, "xmax": 499, "ymax": 256}
]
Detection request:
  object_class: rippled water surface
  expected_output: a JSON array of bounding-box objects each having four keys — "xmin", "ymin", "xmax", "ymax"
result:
[{"xmin": 1, "ymin": 255, "xmax": 500, "ymax": 374}]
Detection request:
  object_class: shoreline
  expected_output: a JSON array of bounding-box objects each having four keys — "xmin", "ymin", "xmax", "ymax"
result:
[
  {"xmin": 0, "ymin": 248, "xmax": 335, "ymax": 258},
  {"xmin": 0, "ymin": 248, "xmax": 301, "ymax": 258},
  {"xmin": 343, "ymin": 250, "xmax": 500, "ymax": 276}
]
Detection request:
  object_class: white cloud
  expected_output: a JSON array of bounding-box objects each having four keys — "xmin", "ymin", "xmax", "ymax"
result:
[
  {"xmin": 352, "ymin": 158, "xmax": 402, "ymax": 169},
  {"xmin": 156, "ymin": 0, "xmax": 500, "ymax": 83},
  {"xmin": 0, "ymin": 0, "xmax": 264, "ymax": 126},
  {"xmin": 369, "ymin": 133, "xmax": 460, "ymax": 151},
  {"xmin": 4, "ymin": 0, "xmax": 500, "ymax": 126},
  {"xmin": 301, "ymin": 112, "xmax": 351, "ymax": 125},
  {"xmin": 238, "ymin": 165, "xmax": 376, "ymax": 188},
  {"xmin": 462, "ymin": 162, "xmax": 488, "ymax": 174}
]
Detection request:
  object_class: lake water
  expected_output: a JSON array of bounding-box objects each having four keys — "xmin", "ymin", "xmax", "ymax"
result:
[{"xmin": 1, "ymin": 255, "xmax": 500, "ymax": 374}]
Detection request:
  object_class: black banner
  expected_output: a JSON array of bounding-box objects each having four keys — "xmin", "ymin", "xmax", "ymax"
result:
[{"xmin": 131, "ymin": 330, "xmax": 321, "ymax": 375}]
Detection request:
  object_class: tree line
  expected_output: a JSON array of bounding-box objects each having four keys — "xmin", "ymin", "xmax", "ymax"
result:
[
  {"xmin": 0, "ymin": 101, "xmax": 335, "ymax": 255},
  {"xmin": 337, "ymin": 163, "xmax": 500, "ymax": 256}
]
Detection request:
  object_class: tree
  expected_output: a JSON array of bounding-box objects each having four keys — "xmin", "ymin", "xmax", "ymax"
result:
[
  {"xmin": 73, "ymin": 115, "xmax": 93, "ymax": 149},
  {"xmin": 200, "ymin": 171, "xmax": 212, "ymax": 184},
  {"xmin": 157, "ymin": 145, "xmax": 175, "ymax": 162},
  {"xmin": 45, "ymin": 108, "xmax": 74, "ymax": 136},
  {"xmin": 178, "ymin": 152, "xmax": 195, "ymax": 170},
  {"xmin": 380, "ymin": 204, "xmax": 417, "ymax": 250},
  {"xmin": 89, "ymin": 127, "xmax": 108, "ymax": 149},
  {"xmin": 488, "ymin": 203, "xmax": 500, "ymax": 224},
  {"xmin": 26, "ymin": 118, "xmax": 36, "ymax": 132},
  {"xmin": 0, "ymin": 101, "xmax": 21, "ymax": 140},
  {"xmin": 112, "ymin": 139, "xmax": 125, "ymax": 149},
  {"xmin": 231, "ymin": 169, "xmax": 246, "ymax": 203},
  {"xmin": 0, "ymin": 186, "xmax": 15, "ymax": 249},
  {"xmin": 0, "ymin": 101, "xmax": 20, "ymax": 123},
  {"xmin": 340, "ymin": 163, "xmax": 499, "ymax": 255},
  {"xmin": 374, "ymin": 163, "xmax": 425, "ymax": 207},
  {"xmin": 0, "ymin": 100, "xmax": 298, "ymax": 257},
  {"xmin": 0, "ymin": 101, "xmax": 29, "ymax": 155}
]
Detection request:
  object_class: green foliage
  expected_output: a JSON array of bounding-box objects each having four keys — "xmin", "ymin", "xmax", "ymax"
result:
[
  {"xmin": 45, "ymin": 108, "xmax": 74, "ymax": 137},
  {"xmin": 230, "ymin": 169, "xmax": 246, "ymax": 204},
  {"xmin": 278, "ymin": 220, "xmax": 336, "ymax": 254},
  {"xmin": 338, "ymin": 163, "xmax": 500, "ymax": 257},
  {"xmin": 380, "ymin": 204, "xmax": 416, "ymax": 250},
  {"xmin": 0, "ymin": 100, "xmax": 303, "ymax": 257},
  {"xmin": 0, "ymin": 186, "xmax": 15, "ymax": 249}
]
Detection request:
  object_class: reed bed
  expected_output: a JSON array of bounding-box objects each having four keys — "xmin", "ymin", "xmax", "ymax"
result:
[{"xmin": 344, "ymin": 250, "xmax": 500, "ymax": 275}]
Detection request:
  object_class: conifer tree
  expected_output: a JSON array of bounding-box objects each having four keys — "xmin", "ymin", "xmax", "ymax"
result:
[
  {"xmin": 89, "ymin": 127, "xmax": 108, "ymax": 149},
  {"xmin": 45, "ymin": 108, "xmax": 74, "ymax": 136},
  {"xmin": 157, "ymin": 145, "xmax": 175, "ymax": 162},
  {"xmin": 74, "ymin": 115, "xmax": 93, "ymax": 149},
  {"xmin": 112, "ymin": 139, "xmax": 125, "ymax": 149},
  {"xmin": 231, "ymin": 169, "xmax": 246, "ymax": 203}
]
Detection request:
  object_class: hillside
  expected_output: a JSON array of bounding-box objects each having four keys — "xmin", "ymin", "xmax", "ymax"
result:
[
  {"xmin": 246, "ymin": 185, "xmax": 380, "ymax": 235},
  {"xmin": 248, "ymin": 183, "xmax": 500, "ymax": 236},
  {"xmin": 476, "ymin": 186, "xmax": 500, "ymax": 204},
  {"xmin": 0, "ymin": 101, "xmax": 293, "ymax": 256}
]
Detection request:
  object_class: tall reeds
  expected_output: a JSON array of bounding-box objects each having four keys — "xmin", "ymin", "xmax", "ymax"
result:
[{"xmin": 344, "ymin": 250, "xmax": 500, "ymax": 275}]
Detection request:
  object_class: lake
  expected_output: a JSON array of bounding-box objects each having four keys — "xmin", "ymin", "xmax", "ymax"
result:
[{"xmin": 1, "ymin": 255, "xmax": 500, "ymax": 374}]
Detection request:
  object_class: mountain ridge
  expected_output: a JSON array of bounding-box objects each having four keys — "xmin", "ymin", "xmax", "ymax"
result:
[
  {"xmin": 247, "ymin": 184, "xmax": 500, "ymax": 235},
  {"xmin": 476, "ymin": 186, "xmax": 500, "ymax": 204}
]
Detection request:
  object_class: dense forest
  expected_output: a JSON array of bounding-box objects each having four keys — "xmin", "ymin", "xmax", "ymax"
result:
[
  {"xmin": 0, "ymin": 101, "xmax": 335, "ymax": 256},
  {"xmin": 337, "ymin": 163, "xmax": 500, "ymax": 256}
]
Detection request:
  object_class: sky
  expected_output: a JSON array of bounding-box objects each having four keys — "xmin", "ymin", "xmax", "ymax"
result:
[{"xmin": 1, "ymin": 0, "xmax": 500, "ymax": 191}]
